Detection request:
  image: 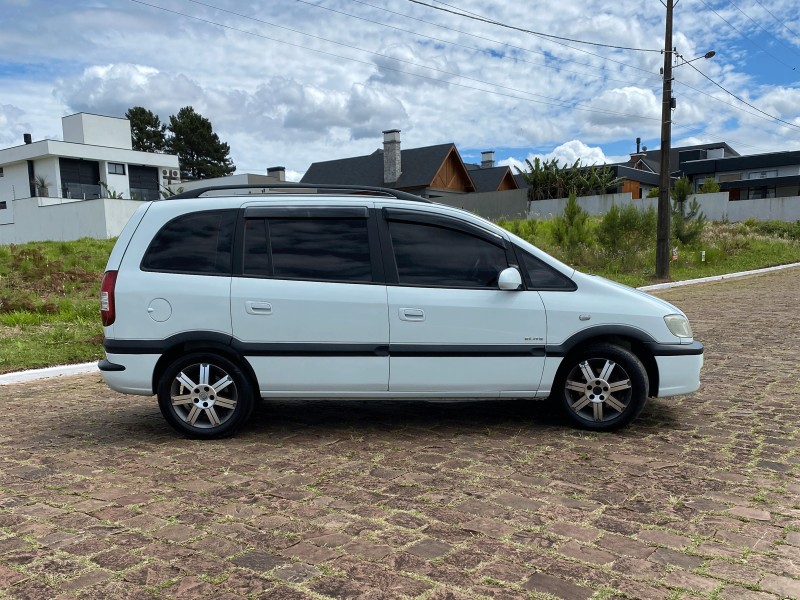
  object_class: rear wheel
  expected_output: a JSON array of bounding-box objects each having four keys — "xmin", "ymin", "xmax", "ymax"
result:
[
  {"xmin": 556, "ymin": 344, "xmax": 648, "ymax": 431},
  {"xmin": 157, "ymin": 353, "xmax": 254, "ymax": 439}
]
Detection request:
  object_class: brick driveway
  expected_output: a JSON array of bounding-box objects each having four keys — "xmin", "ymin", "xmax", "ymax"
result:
[{"xmin": 1, "ymin": 270, "xmax": 798, "ymax": 600}]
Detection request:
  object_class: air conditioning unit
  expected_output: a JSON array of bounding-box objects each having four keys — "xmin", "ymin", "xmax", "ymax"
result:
[
  {"xmin": 162, "ymin": 169, "xmax": 168, "ymax": 176},
  {"xmin": 171, "ymin": 170, "xmax": 179, "ymax": 178}
]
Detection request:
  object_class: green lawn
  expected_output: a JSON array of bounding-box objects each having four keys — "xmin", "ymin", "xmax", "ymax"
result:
[{"xmin": 1, "ymin": 220, "xmax": 798, "ymax": 373}]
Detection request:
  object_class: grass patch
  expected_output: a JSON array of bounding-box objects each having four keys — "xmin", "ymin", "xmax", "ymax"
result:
[
  {"xmin": 2, "ymin": 219, "xmax": 800, "ymax": 372},
  {"xmin": 499, "ymin": 217, "xmax": 800, "ymax": 288},
  {"xmin": 0, "ymin": 238, "xmax": 113, "ymax": 373}
]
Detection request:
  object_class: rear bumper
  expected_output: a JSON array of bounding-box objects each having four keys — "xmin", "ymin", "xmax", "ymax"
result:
[{"xmin": 99, "ymin": 353, "xmax": 159, "ymax": 396}]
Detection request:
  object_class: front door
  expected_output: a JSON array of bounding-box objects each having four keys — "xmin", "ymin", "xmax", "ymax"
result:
[{"xmin": 382, "ymin": 213, "xmax": 547, "ymax": 394}]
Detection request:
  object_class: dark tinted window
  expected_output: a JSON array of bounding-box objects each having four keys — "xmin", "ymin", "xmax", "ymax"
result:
[
  {"xmin": 389, "ymin": 221, "xmax": 507, "ymax": 287},
  {"xmin": 268, "ymin": 218, "xmax": 372, "ymax": 282},
  {"xmin": 243, "ymin": 219, "xmax": 272, "ymax": 277},
  {"xmin": 142, "ymin": 210, "xmax": 235, "ymax": 274},
  {"xmin": 517, "ymin": 247, "xmax": 574, "ymax": 290}
]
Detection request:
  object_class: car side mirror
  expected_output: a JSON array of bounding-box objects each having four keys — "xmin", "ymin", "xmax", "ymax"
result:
[{"xmin": 498, "ymin": 267, "xmax": 522, "ymax": 290}]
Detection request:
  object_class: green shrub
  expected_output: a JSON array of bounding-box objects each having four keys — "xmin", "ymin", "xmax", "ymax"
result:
[
  {"xmin": 552, "ymin": 192, "xmax": 592, "ymax": 250},
  {"xmin": 597, "ymin": 204, "xmax": 657, "ymax": 256},
  {"xmin": 698, "ymin": 178, "xmax": 720, "ymax": 193},
  {"xmin": 672, "ymin": 176, "xmax": 706, "ymax": 246}
]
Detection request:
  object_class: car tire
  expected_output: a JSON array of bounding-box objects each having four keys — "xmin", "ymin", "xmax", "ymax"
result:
[
  {"xmin": 555, "ymin": 343, "xmax": 648, "ymax": 431},
  {"xmin": 157, "ymin": 353, "xmax": 254, "ymax": 439}
]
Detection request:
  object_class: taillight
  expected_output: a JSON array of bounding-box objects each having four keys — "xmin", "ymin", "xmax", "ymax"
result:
[{"xmin": 100, "ymin": 270, "xmax": 118, "ymax": 327}]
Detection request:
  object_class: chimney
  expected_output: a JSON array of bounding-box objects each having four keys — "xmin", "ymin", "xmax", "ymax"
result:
[
  {"xmin": 24, "ymin": 133, "xmax": 32, "ymax": 144},
  {"xmin": 267, "ymin": 166, "xmax": 286, "ymax": 181},
  {"xmin": 383, "ymin": 129, "xmax": 401, "ymax": 185},
  {"xmin": 629, "ymin": 137, "xmax": 647, "ymax": 169},
  {"xmin": 481, "ymin": 151, "xmax": 495, "ymax": 169}
]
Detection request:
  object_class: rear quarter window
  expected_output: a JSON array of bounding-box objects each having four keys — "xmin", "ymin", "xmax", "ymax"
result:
[{"xmin": 141, "ymin": 209, "xmax": 236, "ymax": 275}]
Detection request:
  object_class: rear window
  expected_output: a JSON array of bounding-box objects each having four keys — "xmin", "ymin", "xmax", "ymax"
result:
[
  {"xmin": 141, "ymin": 210, "xmax": 235, "ymax": 275},
  {"xmin": 242, "ymin": 217, "xmax": 372, "ymax": 283}
]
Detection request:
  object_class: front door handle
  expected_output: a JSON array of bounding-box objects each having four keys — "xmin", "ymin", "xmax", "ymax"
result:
[
  {"xmin": 399, "ymin": 308, "xmax": 425, "ymax": 322},
  {"xmin": 245, "ymin": 301, "xmax": 273, "ymax": 315}
]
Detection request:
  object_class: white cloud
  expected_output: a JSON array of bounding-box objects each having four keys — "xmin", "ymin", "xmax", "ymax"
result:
[
  {"xmin": 499, "ymin": 139, "xmax": 619, "ymax": 176},
  {"xmin": 0, "ymin": 0, "xmax": 797, "ymax": 176},
  {"xmin": 0, "ymin": 104, "xmax": 31, "ymax": 147}
]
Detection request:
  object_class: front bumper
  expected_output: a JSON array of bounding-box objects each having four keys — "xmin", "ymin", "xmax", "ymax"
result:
[{"xmin": 654, "ymin": 345, "xmax": 704, "ymax": 397}]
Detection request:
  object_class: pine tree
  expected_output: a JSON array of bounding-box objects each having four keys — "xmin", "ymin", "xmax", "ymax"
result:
[
  {"xmin": 126, "ymin": 106, "xmax": 167, "ymax": 153},
  {"xmin": 167, "ymin": 106, "xmax": 235, "ymax": 179}
]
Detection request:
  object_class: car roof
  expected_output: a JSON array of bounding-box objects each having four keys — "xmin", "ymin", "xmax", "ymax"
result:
[{"xmin": 167, "ymin": 183, "xmax": 431, "ymax": 203}]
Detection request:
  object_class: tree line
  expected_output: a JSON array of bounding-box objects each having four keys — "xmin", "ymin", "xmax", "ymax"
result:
[{"xmin": 125, "ymin": 106, "xmax": 235, "ymax": 179}]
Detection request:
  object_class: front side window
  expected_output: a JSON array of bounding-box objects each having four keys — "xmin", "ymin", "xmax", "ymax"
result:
[
  {"xmin": 243, "ymin": 217, "xmax": 372, "ymax": 283},
  {"xmin": 516, "ymin": 247, "xmax": 575, "ymax": 290},
  {"xmin": 141, "ymin": 210, "xmax": 235, "ymax": 274},
  {"xmin": 388, "ymin": 221, "xmax": 507, "ymax": 288},
  {"xmin": 108, "ymin": 163, "xmax": 125, "ymax": 175}
]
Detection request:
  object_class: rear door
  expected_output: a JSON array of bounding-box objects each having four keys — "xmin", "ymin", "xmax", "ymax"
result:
[
  {"xmin": 230, "ymin": 205, "xmax": 390, "ymax": 394},
  {"xmin": 380, "ymin": 208, "xmax": 547, "ymax": 394}
]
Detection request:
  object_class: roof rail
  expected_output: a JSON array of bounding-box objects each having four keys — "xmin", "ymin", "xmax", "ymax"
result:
[{"xmin": 165, "ymin": 183, "xmax": 431, "ymax": 203}]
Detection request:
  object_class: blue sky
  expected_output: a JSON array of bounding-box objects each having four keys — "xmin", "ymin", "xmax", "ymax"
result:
[{"xmin": 0, "ymin": 0, "xmax": 798, "ymax": 179}]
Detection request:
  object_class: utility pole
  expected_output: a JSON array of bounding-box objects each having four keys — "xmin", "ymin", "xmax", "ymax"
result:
[{"xmin": 656, "ymin": 0, "xmax": 674, "ymax": 279}]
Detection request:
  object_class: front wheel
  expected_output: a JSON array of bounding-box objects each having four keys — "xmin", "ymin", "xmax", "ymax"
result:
[
  {"xmin": 157, "ymin": 353, "xmax": 254, "ymax": 439},
  {"xmin": 555, "ymin": 344, "xmax": 649, "ymax": 431}
]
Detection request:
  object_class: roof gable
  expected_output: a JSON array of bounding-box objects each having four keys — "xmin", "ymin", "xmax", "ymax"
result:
[
  {"xmin": 302, "ymin": 142, "xmax": 477, "ymax": 193},
  {"xmin": 468, "ymin": 166, "xmax": 519, "ymax": 192}
]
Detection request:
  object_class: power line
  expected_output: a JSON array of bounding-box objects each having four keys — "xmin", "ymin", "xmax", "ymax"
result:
[
  {"xmin": 680, "ymin": 58, "xmax": 800, "ymax": 129},
  {"xmin": 673, "ymin": 74, "xmax": 798, "ymax": 130},
  {"xmin": 726, "ymin": 0, "xmax": 800, "ymax": 58},
  {"xmin": 752, "ymin": 0, "xmax": 800, "ymax": 41},
  {"xmin": 359, "ymin": 0, "xmax": 799, "ymax": 132},
  {"xmin": 351, "ymin": 0, "xmax": 657, "ymax": 76},
  {"xmin": 289, "ymin": 0, "xmax": 661, "ymax": 89},
  {"xmin": 182, "ymin": 0, "xmax": 655, "ymax": 119},
  {"xmin": 128, "ymin": 0, "xmax": 660, "ymax": 123},
  {"xmin": 695, "ymin": 0, "xmax": 797, "ymax": 71},
  {"xmin": 406, "ymin": 0, "xmax": 662, "ymax": 53}
]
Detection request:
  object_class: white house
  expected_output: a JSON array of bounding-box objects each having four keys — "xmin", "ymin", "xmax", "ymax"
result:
[{"xmin": 0, "ymin": 113, "xmax": 180, "ymax": 244}]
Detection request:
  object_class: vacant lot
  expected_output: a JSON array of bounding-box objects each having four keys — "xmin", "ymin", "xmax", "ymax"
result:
[{"xmin": 1, "ymin": 269, "xmax": 798, "ymax": 599}]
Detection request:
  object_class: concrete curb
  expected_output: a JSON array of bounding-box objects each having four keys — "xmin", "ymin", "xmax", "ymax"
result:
[
  {"xmin": 0, "ymin": 362, "xmax": 98, "ymax": 386},
  {"xmin": 2, "ymin": 261, "xmax": 799, "ymax": 386},
  {"xmin": 638, "ymin": 261, "xmax": 800, "ymax": 292}
]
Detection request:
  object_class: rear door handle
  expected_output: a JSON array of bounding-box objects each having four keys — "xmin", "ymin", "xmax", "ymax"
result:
[
  {"xmin": 399, "ymin": 308, "xmax": 425, "ymax": 322},
  {"xmin": 245, "ymin": 301, "xmax": 273, "ymax": 315}
]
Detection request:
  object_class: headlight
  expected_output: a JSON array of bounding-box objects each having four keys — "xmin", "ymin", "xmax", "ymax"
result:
[{"xmin": 664, "ymin": 314, "xmax": 693, "ymax": 338}]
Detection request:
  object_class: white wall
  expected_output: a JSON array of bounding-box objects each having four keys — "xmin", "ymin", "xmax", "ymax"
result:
[
  {"xmin": 525, "ymin": 190, "xmax": 800, "ymax": 223},
  {"xmin": 0, "ymin": 162, "xmax": 29, "ymax": 225},
  {"xmin": 0, "ymin": 197, "xmax": 143, "ymax": 244},
  {"xmin": 437, "ymin": 188, "xmax": 800, "ymax": 224},
  {"xmin": 62, "ymin": 113, "xmax": 133, "ymax": 150}
]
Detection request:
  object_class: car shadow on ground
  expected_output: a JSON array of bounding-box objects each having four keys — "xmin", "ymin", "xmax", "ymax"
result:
[
  {"xmin": 56, "ymin": 394, "xmax": 685, "ymax": 447},
  {"xmin": 246, "ymin": 396, "xmax": 684, "ymax": 435}
]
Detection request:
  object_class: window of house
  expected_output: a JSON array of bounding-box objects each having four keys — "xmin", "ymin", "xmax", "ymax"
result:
[
  {"xmin": 141, "ymin": 210, "xmax": 235, "ymax": 275},
  {"xmin": 263, "ymin": 218, "xmax": 372, "ymax": 283},
  {"xmin": 718, "ymin": 173, "xmax": 742, "ymax": 183},
  {"xmin": 0, "ymin": 201, "xmax": 7, "ymax": 210},
  {"xmin": 748, "ymin": 187, "xmax": 776, "ymax": 200},
  {"xmin": 748, "ymin": 170, "xmax": 777, "ymax": 180},
  {"xmin": 108, "ymin": 163, "xmax": 125, "ymax": 175},
  {"xmin": 0, "ymin": 167, "xmax": 4, "ymax": 177},
  {"xmin": 388, "ymin": 221, "xmax": 507, "ymax": 288}
]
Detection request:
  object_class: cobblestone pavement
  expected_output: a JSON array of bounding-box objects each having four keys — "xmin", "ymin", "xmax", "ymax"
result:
[{"xmin": 1, "ymin": 270, "xmax": 799, "ymax": 600}]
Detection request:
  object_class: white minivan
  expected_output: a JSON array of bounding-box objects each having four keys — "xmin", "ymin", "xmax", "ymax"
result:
[{"xmin": 99, "ymin": 185, "xmax": 703, "ymax": 438}]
